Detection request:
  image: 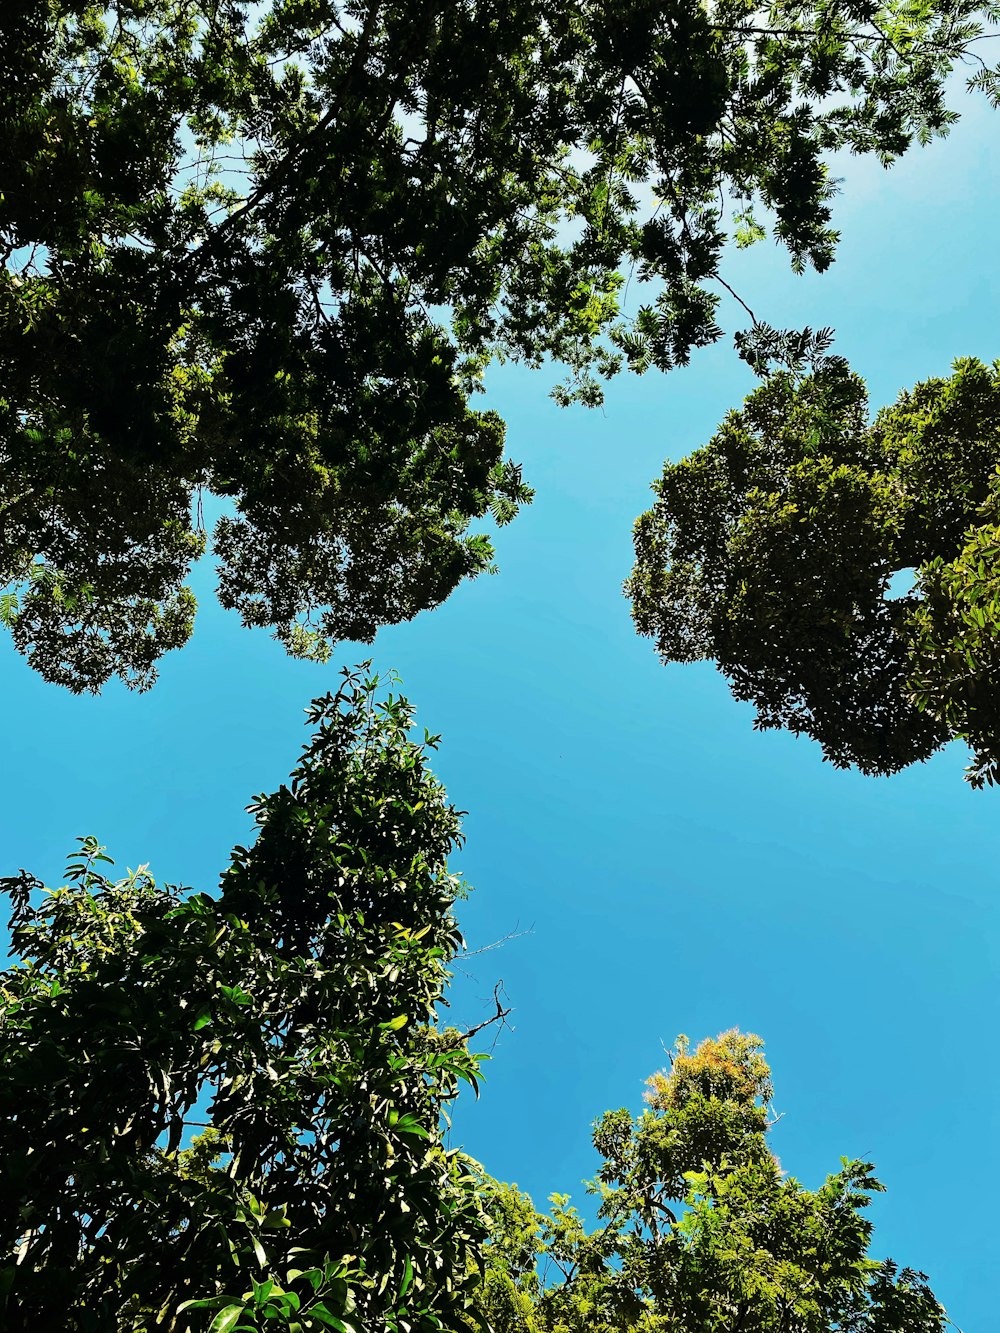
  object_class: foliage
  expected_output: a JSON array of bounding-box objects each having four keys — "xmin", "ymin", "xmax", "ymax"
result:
[
  {"xmin": 627, "ymin": 356, "xmax": 1000, "ymax": 785},
  {"xmin": 2, "ymin": 0, "xmax": 999, "ymax": 688},
  {"xmin": 475, "ymin": 1031, "xmax": 947, "ymax": 1333},
  {"xmin": 0, "ymin": 667, "xmax": 490, "ymax": 1331}
]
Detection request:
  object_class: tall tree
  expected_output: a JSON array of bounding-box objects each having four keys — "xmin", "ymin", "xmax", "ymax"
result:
[
  {"xmin": 474, "ymin": 1030, "xmax": 947, "ymax": 1333},
  {"xmin": 627, "ymin": 356, "xmax": 1000, "ymax": 785},
  {"xmin": 2, "ymin": 0, "xmax": 997, "ymax": 689},
  {"xmin": 0, "ymin": 668, "xmax": 492, "ymax": 1331}
]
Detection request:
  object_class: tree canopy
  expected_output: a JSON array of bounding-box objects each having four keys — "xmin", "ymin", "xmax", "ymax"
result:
[
  {"xmin": 628, "ymin": 356, "xmax": 1000, "ymax": 785},
  {"xmin": 0, "ymin": 668, "xmax": 491, "ymax": 1331},
  {"xmin": 2, "ymin": 0, "xmax": 998, "ymax": 689},
  {"xmin": 0, "ymin": 766, "xmax": 952, "ymax": 1332},
  {"xmin": 473, "ymin": 1030, "xmax": 946, "ymax": 1333},
  {"xmin": 0, "ymin": 0, "xmax": 985, "ymax": 1321}
]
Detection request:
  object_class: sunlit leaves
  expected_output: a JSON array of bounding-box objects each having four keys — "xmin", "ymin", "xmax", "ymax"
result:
[
  {"xmin": 472, "ymin": 1032, "xmax": 947, "ymax": 1333},
  {"xmin": 0, "ymin": 668, "xmax": 489, "ymax": 1330}
]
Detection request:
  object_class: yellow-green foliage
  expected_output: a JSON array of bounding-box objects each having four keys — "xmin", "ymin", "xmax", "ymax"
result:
[{"xmin": 472, "ymin": 1032, "xmax": 946, "ymax": 1333}]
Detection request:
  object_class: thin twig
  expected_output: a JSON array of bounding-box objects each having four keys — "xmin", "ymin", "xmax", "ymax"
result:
[
  {"xmin": 457, "ymin": 925, "xmax": 532, "ymax": 959},
  {"xmin": 713, "ymin": 272, "xmax": 757, "ymax": 323}
]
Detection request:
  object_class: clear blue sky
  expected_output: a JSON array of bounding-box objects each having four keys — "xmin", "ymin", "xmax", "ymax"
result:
[{"xmin": 2, "ymin": 85, "xmax": 998, "ymax": 1330}]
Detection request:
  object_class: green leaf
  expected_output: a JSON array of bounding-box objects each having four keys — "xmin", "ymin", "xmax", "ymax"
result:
[
  {"xmin": 393, "ymin": 1116, "xmax": 430, "ymax": 1139},
  {"xmin": 252, "ymin": 1278, "xmax": 275, "ymax": 1307},
  {"xmin": 307, "ymin": 1308, "xmax": 353, "ymax": 1332},
  {"xmin": 209, "ymin": 1305, "xmax": 249, "ymax": 1333},
  {"xmin": 398, "ymin": 1256, "xmax": 414, "ymax": 1300}
]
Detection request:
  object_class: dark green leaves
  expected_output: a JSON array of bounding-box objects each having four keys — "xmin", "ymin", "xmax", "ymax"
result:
[
  {"xmin": 628, "ymin": 357, "xmax": 1000, "ymax": 784},
  {"xmin": 2, "ymin": 0, "xmax": 996, "ymax": 688},
  {"xmin": 0, "ymin": 667, "xmax": 489, "ymax": 1330}
]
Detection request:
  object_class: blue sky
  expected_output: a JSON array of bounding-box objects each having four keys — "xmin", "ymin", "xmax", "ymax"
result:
[{"xmin": 2, "ymin": 83, "xmax": 999, "ymax": 1329}]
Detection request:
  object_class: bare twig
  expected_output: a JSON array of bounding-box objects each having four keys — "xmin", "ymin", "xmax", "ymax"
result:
[
  {"xmin": 457, "ymin": 924, "xmax": 532, "ymax": 960},
  {"xmin": 713, "ymin": 271, "xmax": 757, "ymax": 323},
  {"xmin": 445, "ymin": 981, "xmax": 512, "ymax": 1050}
]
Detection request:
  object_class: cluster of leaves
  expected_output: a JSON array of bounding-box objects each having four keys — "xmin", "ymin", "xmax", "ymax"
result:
[
  {"xmin": 627, "ymin": 356, "xmax": 1000, "ymax": 785},
  {"xmin": 2, "ymin": 0, "xmax": 998, "ymax": 689},
  {"xmin": 0, "ymin": 665, "xmax": 956, "ymax": 1327},
  {"xmin": 0, "ymin": 668, "xmax": 490, "ymax": 1331},
  {"xmin": 472, "ymin": 1031, "xmax": 946, "ymax": 1333}
]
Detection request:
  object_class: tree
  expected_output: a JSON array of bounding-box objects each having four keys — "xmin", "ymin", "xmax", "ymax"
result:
[
  {"xmin": 628, "ymin": 356, "xmax": 1000, "ymax": 786},
  {"xmin": 474, "ymin": 1030, "xmax": 947, "ymax": 1333},
  {"xmin": 0, "ymin": 667, "xmax": 492, "ymax": 1331},
  {"xmin": 2, "ymin": 0, "xmax": 998, "ymax": 689}
]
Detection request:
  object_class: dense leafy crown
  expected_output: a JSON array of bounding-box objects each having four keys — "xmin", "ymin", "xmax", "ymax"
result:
[
  {"xmin": 628, "ymin": 356, "xmax": 1000, "ymax": 785},
  {"xmin": 0, "ymin": 669, "xmax": 489, "ymax": 1331},
  {"xmin": 2, "ymin": 0, "xmax": 998, "ymax": 689},
  {"xmin": 473, "ymin": 1031, "xmax": 946, "ymax": 1333}
]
